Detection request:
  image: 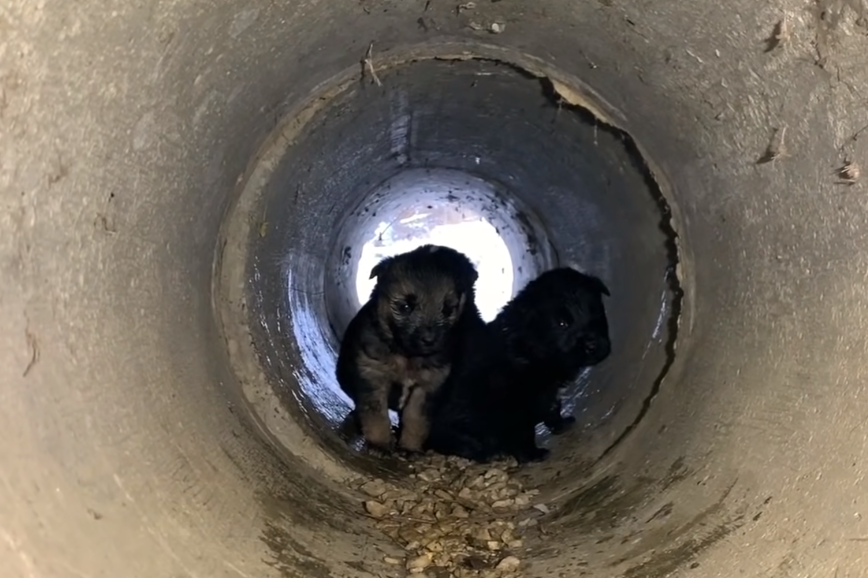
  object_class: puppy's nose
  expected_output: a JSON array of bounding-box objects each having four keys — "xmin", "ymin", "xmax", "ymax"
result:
[
  {"xmin": 420, "ymin": 334, "xmax": 437, "ymax": 347},
  {"xmin": 586, "ymin": 337, "xmax": 611, "ymax": 360}
]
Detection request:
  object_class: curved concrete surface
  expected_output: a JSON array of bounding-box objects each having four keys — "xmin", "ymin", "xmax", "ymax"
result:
[{"xmin": 2, "ymin": 1, "xmax": 868, "ymax": 577}]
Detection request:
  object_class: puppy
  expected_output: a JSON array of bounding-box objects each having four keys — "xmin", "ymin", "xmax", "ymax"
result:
[
  {"xmin": 424, "ymin": 267, "xmax": 612, "ymax": 464},
  {"xmin": 336, "ymin": 244, "xmax": 484, "ymax": 453}
]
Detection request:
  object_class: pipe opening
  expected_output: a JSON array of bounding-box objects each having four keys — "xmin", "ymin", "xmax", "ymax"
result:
[
  {"xmin": 347, "ymin": 168, "xmax": 525, "ymax": 324},
  {"xmin": 221, "ymin": 55, "xmax": 680, "ymax": 473}
]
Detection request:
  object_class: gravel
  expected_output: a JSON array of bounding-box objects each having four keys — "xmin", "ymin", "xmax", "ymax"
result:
[{"xmin": 355, "ymin": 453, "xmax": 555, "ymax": 577}]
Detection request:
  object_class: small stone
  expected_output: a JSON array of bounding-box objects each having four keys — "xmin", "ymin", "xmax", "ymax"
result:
[
  {"xmin": 361, "ymin": 479, "xmax": 388, "ymax": 497},
  {"xmin": 487, "ymin": 481, "xmax": 507, "ymax": 492},
  {"xmin": 365, "ymin": 500, "xmax": 389, "ymax": 518},
  {"xmin": 533, "ymin": 503, "xmax": 550, "ymax": 514},
  {"xmin": 489, "ymin": 22, "xmax": 506, "ymax": 33},
  {"xmin": 383, "ymin": 556, "xmax": 402, "ymax": 565},
  {"xmin": 451, "ymin": 504, "xmax": 469, "ymax": 518},
  {"xmin": 434, "ymin": 489, "xmax": 453, "ymax": 501},
  {"xmin": 486, "ymin": 540, "xmax": 501, "ymax": 551},
  {"xmin": 517, "ymin": 518, "xmax": 537, "ymax": 528},
  {"xmin": 496, "ymin": 556, "xmax": 521, "ymax": 571},
  {"xmin": 425, "ymin": 540, "xmax": 444, "ymax": 553},
  {"xmin": 399, "ymin": 527, "xmax": 424, "ymax": 544},
  {"xmin": 491, "ymin": 499, "xmax": 513, "ymax": 509},
  {"xmin": 419, "ymin": 469, "xmax": 441, "ymax": 482},
  {"xmin": 508, "ymin": 539, "xmax": 523, "ymax": 549},
  {"xmin": 475, "ymin": 528, "xmax": 492, "ymax": 542},
  {"xmin": 382, "ymin": 489, "xmax": 409, "ymax": 502},
  {"xmin": 407, "ymin": 553, "xmax": 432, "ymax": 572}
]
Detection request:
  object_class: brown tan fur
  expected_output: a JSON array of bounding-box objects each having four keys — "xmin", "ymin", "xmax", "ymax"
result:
[{"xmin": 335, "ymin": 245, "xmax": 483, "ymax": 452}]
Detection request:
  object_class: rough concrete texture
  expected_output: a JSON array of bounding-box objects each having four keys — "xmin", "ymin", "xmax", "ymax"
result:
[{"xmin": 2, "ymin": 0, "xmax": 868, "ymax": 577}]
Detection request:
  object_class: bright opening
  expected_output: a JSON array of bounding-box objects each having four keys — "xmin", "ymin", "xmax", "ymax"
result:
[{"xmin": 355, "ymin": 204, "xmax": 515, "ymax": 322}]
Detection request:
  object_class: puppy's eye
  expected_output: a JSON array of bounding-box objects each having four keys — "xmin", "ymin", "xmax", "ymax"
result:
[
  {"xmin": 397, "ymin": 301, "xmax": 414, "ymax": 315},
  {"xmin": 554, "ymin": 307, "xmax": 572, "ymax": 328}
]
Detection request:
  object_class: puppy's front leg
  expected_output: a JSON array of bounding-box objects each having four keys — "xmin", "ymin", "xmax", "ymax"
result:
[
  {"xmin": 356, "ymin": 382, "xmax": 393, "ymax": 450},
  {"xmin": 508, "ymin": 425, "xmax": 550, "ymax": 463},
  {"xmin": 398, "ymin": 386, "xmax": 430, "ymax": 453},
  {"xmin": 543, "ymin": 396, "xmax": 575, "ymax": 435}
]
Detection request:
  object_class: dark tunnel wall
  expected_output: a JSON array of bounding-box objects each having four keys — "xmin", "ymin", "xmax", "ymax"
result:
[{"xmin": 2, "ymin": 1, "xmax": 868, "ymax": 577}]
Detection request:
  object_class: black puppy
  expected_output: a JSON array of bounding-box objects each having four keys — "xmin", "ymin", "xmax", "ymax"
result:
[
  {"xmin": 424, "ymin": 266, "xmax": 611, "ymax": 463},
  {"xmin": 336, "ymin": 244, "xmax": 484, "ymax": 453}
]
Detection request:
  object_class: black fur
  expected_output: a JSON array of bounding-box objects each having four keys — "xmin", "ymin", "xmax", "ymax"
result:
[{"xmin": 424, "ymin": 267, "xmax": 612, "ymax": 463}]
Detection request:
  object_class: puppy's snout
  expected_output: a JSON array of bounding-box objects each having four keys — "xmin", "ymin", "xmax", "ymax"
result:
[
  {"xmin": 585, "ymin": 336, "xmax": 611, "ymax": 362},
  {"xmin": 415, "ymin": 328, "xmax": 441, "ymax": 350},
  {"xmin": 420, "ymin": 333, "xmax": 437, "ymax": 346}
]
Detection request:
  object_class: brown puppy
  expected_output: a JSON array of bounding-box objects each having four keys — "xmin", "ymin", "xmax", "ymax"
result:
[{"xmin": 336, "ymin": 244, "xmax": 483, "ymax": 453}]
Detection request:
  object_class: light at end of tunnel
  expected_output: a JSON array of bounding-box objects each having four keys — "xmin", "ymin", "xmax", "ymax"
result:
[{"xmin": 355, "ymin": 205, "xmax": 515, "ymax": 322}]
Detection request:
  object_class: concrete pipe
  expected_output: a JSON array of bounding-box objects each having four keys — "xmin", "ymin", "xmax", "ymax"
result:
[{"xmin": 2, "ymin": 1, "xmax": 867, "ymax": 577}]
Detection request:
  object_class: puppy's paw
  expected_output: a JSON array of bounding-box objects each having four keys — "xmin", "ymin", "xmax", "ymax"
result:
[
  {"xmin": 450, "ymin": 438, "xmax": 489, "ymax": 463},
  {"xmin": 547, "ymin": 415, "xmax": 576, "ymax": 435},
  {"xmin": 363, "ymin": 440, "xmax": 395, "ymax": 458},
  {"xmin": 359, "ymin": 414, "xmax": 393, "ymax": 450},
  {"xmin": 394, "ymin": 447, "xmax": 424, "ymax": 460},
  {"xmin": 396, "ymin": 420, "xmax": 428, "ymax": 454},
  {"xmin": 515, "ymin": 446, "xmax": 550, "ymax": 464}
]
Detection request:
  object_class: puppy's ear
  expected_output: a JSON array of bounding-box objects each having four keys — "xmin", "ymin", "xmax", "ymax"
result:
[
  {"xmin": 591, "ymin": 276, "xmax": 611, "ymax": 297},
  {"xmin": 456, "ymin": 258, "xmax": 479, "ymax": 295},
  {"xmin": 441, "ymin": 250, "xmax": 478, "ymax": 291},
  {"xmin": 463, "ymin": 259, "xmax": 479, "ymax": 286},
  {"xmin": 369, "ymin": 256, "xmax": 394, "ymax": 280}
]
